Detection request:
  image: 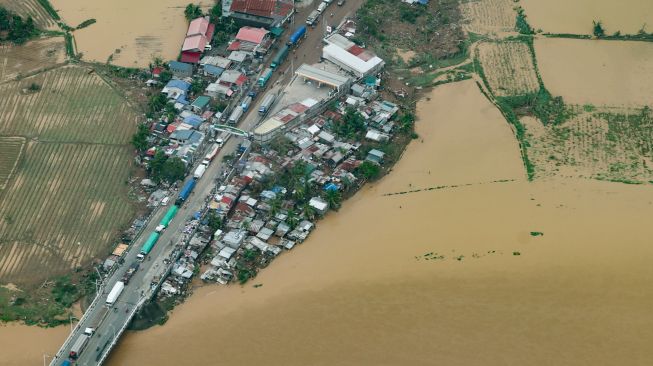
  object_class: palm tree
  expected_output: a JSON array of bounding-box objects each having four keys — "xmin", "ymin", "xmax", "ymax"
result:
[
  {"xmin": 287, "ymin": 209, "xmax": 299, "ymax": 229},
  {"xmin": 324, "ymin": 189, "xmax": 341, "ymax": 211},
  {"xmin": 302, "ymin": 202, "xmax": 316, "ymax": 220}
]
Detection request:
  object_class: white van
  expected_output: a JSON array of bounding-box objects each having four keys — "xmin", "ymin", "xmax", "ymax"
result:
[
  {"xmin": 161, "ymin": 196, "xmax": 170, "ymax": 206},
  {"xmin": 317, "ymin": 2, "xmax": 327, "ymax": 13}
]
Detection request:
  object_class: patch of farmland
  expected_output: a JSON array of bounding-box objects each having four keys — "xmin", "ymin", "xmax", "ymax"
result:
[
  {"xmin": 535, "ymin": 38, "xmax": 653, "ymax": 107},
  {"xmin": 0, "ymin": 137, "xmax": 25, "ymax": 190},
  {"xmin": 523, "ymin": 107, "xmax": 653, "ymax": 182},
  {"xmin": 0, "ymin": 0, "xmax": 59, "ymax": 30},
  {"xmin": 460, "ymin": 0, "xmax": 517, "ymax": 35},
  {"xmin": 0, "ymin": 66, "xmax": 138, "ymax": 144},
  {"xmin": 520, "ymin": 0, "xmax": 653, "ymax": 35},
  {"xmin": 477, "ymin": 41, "xmax": 539, "ymax": 96},
  {"xmin": 0, "ymin": 142, "xmax": 135, "ymax": 283},
  {"xmin": 0, "ymin": 37, "xmax": 66, "ymax": 83}
]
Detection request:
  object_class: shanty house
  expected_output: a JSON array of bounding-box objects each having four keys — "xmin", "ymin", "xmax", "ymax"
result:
[
  {"xmin": 168, "ymin": 61, "xmax": 193, "ymax": 78},
  {"xmin": 227, "ymin": 0, "xmax": 294, "ymax": 29}
]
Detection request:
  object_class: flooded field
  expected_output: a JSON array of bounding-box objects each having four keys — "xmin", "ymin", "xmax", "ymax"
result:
[
  {"xmin": 0, "ymin": 323, "xmax": 68, "ymax": 366},
  {"xmin": 535, "ymin": 38, "xmax": 653, "ymax": 107},
  {"xmin": 521, "ymin": 0, "xmax": 653, "ymax": 35},
  {"xmin": 51, "ymin": 0, "xmax": 212, "ymax": 67},
  {"xmin": 94, "ymin": 81, "xmax": 653, "ymax": 365}
]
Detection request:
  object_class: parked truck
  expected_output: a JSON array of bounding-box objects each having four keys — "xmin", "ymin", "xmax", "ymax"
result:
[
  {"xmin": 288, "ymin": 25, "xmax": 307, "ymax": 46},
  {"xmin": 306, "ymin": 10, "xmax": 320, "ymax": 26},
  {"xmin": 105, "ymin": 281, "xmax": 125, "ymax": 306},
  {"xmin": 137, "ymin": 232, "xmax": 160, "ymax": 260},
  {"xmin": 205, "ymin": 144, "xmax": 220, "ymax": 162},
  {"xmin": 121, "ymin": 262, "xmax": 140, "ymax": 285},
  {"xmin": 258, "ymin": 67, "xmax": 273, "ymax": 87},
  {"xmin": 194, "ymin": 164, "xmax": 207, "ymax": 179},
  {"xmin": 176, "ymin": 179, "xmax": 197, "ymax": 204},
  {"xmin": 258, "ymin": 93, "xmax": 276, "ymax": 115},
  {"xmin": 228, "ymin": 106, "xmax": 244, "ymax": 125},
  {"xmin": 69, "ymin": 334, "xmax": 90, "ymax": 359},
  {"xmin": 84, "ymin": 305, "xmax": 109, "ymax": 336},
  {"xmin": 241, "ymin": 96, "xmax": 253, "ymax": 112},
  {"xmin": 270, "ymin": 45, "xmax": 289, "ymax": 69}
]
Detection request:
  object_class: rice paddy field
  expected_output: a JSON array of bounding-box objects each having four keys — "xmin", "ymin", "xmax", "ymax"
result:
[
  {"xmin": 0, "ymin": 65, "xmax": 138, "ymax": 285},
  {"xmin": 460, "ymin": 0, "xmax": 516, "ymax": 35},
  {"xmin": 476, "ymin": 41, "xmax": 539, "ymax": 96},
  {"xmin": 0, "ymin": 37, "xmax": 67, "ymax": 83},
  {"xmin": 0, "ymin": 0, "xmax": 59, "ymax": 30}
]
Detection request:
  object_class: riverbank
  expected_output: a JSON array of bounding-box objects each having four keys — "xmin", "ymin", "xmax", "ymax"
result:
[{"xmin": 103, "ymin": 80, "xmax": 653, "ymax": 365}]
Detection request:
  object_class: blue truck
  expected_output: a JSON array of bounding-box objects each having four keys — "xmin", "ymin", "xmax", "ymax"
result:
[
  {"xmin": 176, "ymin": 179, "xmax": 197, "ymax": 205},
  {"xmin": 288, "ymin": 25, "xmax": 307, "ymax": 46}
]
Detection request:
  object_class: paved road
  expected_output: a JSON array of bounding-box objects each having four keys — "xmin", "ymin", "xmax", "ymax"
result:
[{"xmin": 51, "ymin": 2, "xmax": 362, "ymax": 364}]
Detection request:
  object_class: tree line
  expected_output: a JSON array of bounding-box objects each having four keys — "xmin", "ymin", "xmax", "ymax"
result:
[{"xmin": 0, "ymin": 6, "xmax": 38, "ymax": 44}]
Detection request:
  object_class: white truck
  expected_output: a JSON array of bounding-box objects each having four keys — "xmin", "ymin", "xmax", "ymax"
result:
[
  {"xmin": 306, "ymin": 10, "xmax": 320, "ymax": 26},
  {"xmin": 194, "ymin": 164, "xmax": 207, "ymax": 179},
  {"xmin": 105, "ymin": 281, "xmax": 125, "ymax": 306}
]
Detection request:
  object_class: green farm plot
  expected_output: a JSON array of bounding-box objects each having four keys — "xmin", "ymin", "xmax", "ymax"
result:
[
  {"xmin": 0, "ymin": 65, "xmax": 138, "ymax": 285},
  {"xmin": 0, "ymin": 66, "xmax": 137, "ymax": 144},
  {"xmin": 0, "ymin": 137, "xmax": 25, "ymax": 190}
]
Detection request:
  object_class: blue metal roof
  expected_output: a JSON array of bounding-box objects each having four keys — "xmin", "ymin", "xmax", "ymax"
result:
[
  {"xmin": 183, "ymin": 114, "xmax": 203, "ymax": 128},
  {"xmin": 169, "ymin": 61, "xmax": 193, "ymax": 72},
  {"xmin": 165, "ymin": 79, "xmax": 191, "ymax": 91},
  {"xmin": 204, "ymin": 65, "xmax": 225, "ymax": 77}
]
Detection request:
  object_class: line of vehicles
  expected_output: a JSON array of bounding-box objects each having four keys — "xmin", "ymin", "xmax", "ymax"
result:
[{"xmin": 64, "ymin": 141, "xmax": 225, "ymax": 363}]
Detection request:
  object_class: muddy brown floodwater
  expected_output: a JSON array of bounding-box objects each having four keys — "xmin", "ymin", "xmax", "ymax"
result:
[
  {"xmin": 100, "ymin": 80, "xmax": 653, "ymax": 365},
  {"xmin": 51, "ymin": 0, "xmax": 212, "ymax": 67},
  {"xmin": 520, "ymin": 0, "xmax": 653, "ymax": 35}
]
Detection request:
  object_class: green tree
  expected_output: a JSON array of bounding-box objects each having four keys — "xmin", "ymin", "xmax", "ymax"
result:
[
  {"xmin": 161, "ymin": 157, "xmax": 186, "ymax": 183},
  {"xmin": 593, "ymin": 20, "xmax": 605, "ymax": 37},
  {"xmin": 323, "ymin": 189, "xmax": 341, "ymax": 211},
  {"xmin": 335, "ymin": 107, "xmax": 366, "ymax": 138},
  {"xmin": 209, "ymin": 2, "xmax": 222, "ymax": 24},
  {"xmin": 184, "ymin": 4, "xmax": 203, "ymax": 21},
  {"xmin": 301, "ymin": 202, "xmax": 317, "ymax": 220},
  {"xmin": 131, "ymin": 123, "xmax": 150, "ymax": 151},
  {"xmin": 356, "ymin": 161, "xmax": 381, "ymax": 180},
  {"xmin": 149, "ymin": 150, "xmax": 168, "ymax": 182},
  {"xmin": 190, "ymin": 78, "xmax": 205, "ymax": 95},
  {"xmin": 148, "ymin": 93, "xmax": 168, "ymax": 113},
  {"xmin": 207, "ymin": 211, "xmax": 223, "ymax": 232},
  {"xmin": 159, "ymin": 70, "xmax": 173, "ymax": 84}
]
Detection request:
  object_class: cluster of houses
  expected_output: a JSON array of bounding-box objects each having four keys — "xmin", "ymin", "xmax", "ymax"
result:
[{"xmin": 129, "ymin": 2, "xmax": 410, "ymax": 295}]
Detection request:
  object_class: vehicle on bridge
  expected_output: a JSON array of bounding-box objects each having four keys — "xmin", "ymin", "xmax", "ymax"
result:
[
  {"xmin": 106, "ymin": 281, "xmax": 125, "ymax": 306},
  {"xmin": 61, "ymin": 360, "xmax": 72, "ymax": 366},
  {"xmin": 270, "ymin": 45, "xmax": 289, "ymax": 69},
  {"xmin": 258, "ymin": 67, "xmax": 273, "ymax": 87},
  {"xmin": 121, "ymin": 262, "xmax": 140, "ymax": 285},
  {"xmin": 288, "ymin": 25, "xmax": 307, "ymax": 46},
  {"xmin": 176, "ymin": 179, "xmax": 197, "ymax": 205},
  {"xmin": 85, "ymin": 306, "xmax": 109, "ymax": 336},
  {"xmin": 69, "ymin": 334, "xmax": 90, "ymax": 359},
  {"xmin": 137, "ymin": 232, "xmax": 161, "ymax": 261}
]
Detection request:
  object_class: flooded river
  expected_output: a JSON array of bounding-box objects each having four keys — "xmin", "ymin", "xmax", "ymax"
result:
[
  {"xmin": 2, "ymin": 78, "xmax": 653, "ymax": 365},
  {"xmin": 51, "ymin": 0, "xmax": 212, "ymax": 67},
  {"xmin": 101, "ymin": 80, "xmax": 653, "ymax": 365}
]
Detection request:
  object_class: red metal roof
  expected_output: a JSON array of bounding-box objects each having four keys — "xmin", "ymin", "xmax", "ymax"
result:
[
  {"xmin": 348, "ymin": 45, "xmax": 364, "ymax": 56},
  {"xmin": 181, "ymin": 51, "xmax": 201, "ymax": 64},
  {"xmin": 288, "ymin": 103, "xmax": 308, "ymax": 113},
  {"xmin": 227, "ymin": 41, "xmax": 241, "ymax": 51},
  {"xmin": 235, "ymin": 27, "xmax": 269, "ymax": 44},
  {"xmin": 235, "ymin": 74, "xmax": 248, "ymax": 86},
  {"xmin": 230, "ymin": 0, "xmax": 294, "ymax": 18},
  {"xmin": 187, "ymin": 17, "xmax": 209, "ymax": 37}
]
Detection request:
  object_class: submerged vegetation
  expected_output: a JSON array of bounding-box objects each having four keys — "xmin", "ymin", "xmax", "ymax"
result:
[{"xmin": 0, "ymin": 6, "xmax": 39, "ymax": 44}]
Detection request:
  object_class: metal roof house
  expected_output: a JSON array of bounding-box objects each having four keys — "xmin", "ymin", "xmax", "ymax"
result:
[
  {"xmin": 169, "ymin": 61, "xmax": 193, "ymax": 78},
  {"xmin": 191, "ymin": 96, "xmax": 211, "ymax": 113},
  {"xmin": 227, "ymin": 0, "xmax": 294, "ymax": 29},
  {"xmin": 322, "ymin": 34, "xmax": 385, "ymax": 78}
]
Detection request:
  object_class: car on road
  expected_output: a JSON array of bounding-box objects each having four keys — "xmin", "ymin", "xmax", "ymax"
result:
[
  {"xmin": 337, "ymin": 0, "xmax": 345, "ymax": 5},
  {"xmin": 161, "ymin": 196, "xmax": 170, "ymax": 206}
]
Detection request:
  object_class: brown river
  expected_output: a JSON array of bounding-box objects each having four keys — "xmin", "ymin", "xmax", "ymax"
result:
[{"xmin": 4, "ymin": 80, "xmax": 652, "ymax": 365}]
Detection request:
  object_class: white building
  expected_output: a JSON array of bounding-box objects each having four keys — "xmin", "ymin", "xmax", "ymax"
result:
[{"xmin": 322, "ymin": 34, "xmax": 384, "ymax": 78}]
